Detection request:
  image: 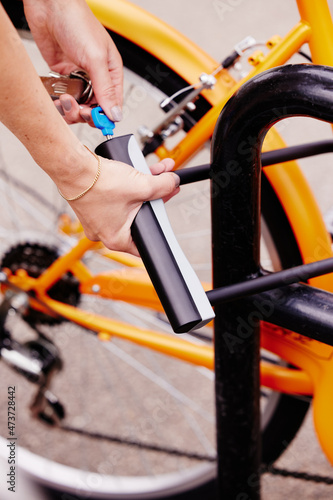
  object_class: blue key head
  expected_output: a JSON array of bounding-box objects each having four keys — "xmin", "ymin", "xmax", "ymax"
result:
[{"xmin": 91, "ymin": 106, "xmax": 116, "ymax": 137}]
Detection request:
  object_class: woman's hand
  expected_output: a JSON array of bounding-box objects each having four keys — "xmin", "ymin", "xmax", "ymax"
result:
[
  {"xmin": 0, "ymin": 4, "xmax": 179, "ymax": 257},
  {"xmin": 23, "ymin": 0, "xmax": 123, "ymax": 123},
  {"xmin": 57, "ymin": 156, "xmax": 180, "ymax": 256}
]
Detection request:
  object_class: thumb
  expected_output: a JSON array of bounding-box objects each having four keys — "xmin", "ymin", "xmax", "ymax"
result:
[
  {"xmin": 88, "ymin": 55, "xmax": 123, "ymax": 122},
  {"xmin": 140, "ymin": 172, "xmax": 180, "ymax": 202}
]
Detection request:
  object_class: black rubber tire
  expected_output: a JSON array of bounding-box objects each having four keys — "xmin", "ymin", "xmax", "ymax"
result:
[{"xmin": 111, "ymin": 33, "xmax": 310, "ymax": 496}]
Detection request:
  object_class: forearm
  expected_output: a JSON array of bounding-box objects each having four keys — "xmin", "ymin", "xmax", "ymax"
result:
[
  {"xmin": 0, "ymin": 4, "xmax": 179, "ymax": 255},
  {"xmin": 0, "ymin": 4, "xmax": 94, "ymax": 190}
]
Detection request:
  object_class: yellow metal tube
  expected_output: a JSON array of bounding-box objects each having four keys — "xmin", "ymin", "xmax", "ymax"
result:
[
  {"xmin": 86, "ymin": 0, "xmax": 232, "ymax": 105},
  {"xmin": 296, "ymin": 0, "xmax": 333, "ymax": 64},
  {"xmin": 41, "ymin": 296, "xmax": 215, "ymax": 369},
  {"xmin": 38, "ymin": 295, "xmax": 314, "ymax": 396},
  {"xmin": 262, "ymin": 128, "xmax": 333, "ymax": 292},
  {"xmin": 36, "ymin": 237, "xmax": 97, "ymax": 292},
  {"xmin": 260, "ymin": 362, "xmax": 313, "ymax": 395},
  {"xmin": 166, "ymin": 21, "xmax": 312, "ymax": 167}
]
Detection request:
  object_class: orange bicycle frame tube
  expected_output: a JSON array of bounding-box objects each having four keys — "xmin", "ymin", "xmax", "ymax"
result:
[
  {"xmin": 262, "ymin": 321, "xmax": 333, "ymax": 464},
  {"xmin": 296, "ymin": 0, "xmax": 333, "ymax": 64},
  {"xmin": 5, "ymin": 0, "xmax": 330, "ymax": 461},
  {"xmin": 86, "ymin": 0, "xmax": 333, "ymax": 289},
  {"xmin": 86, "ymin": 0, "xmax": 333, "ymax": 463}
]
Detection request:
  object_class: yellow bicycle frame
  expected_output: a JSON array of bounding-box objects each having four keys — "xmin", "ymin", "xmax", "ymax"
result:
[
  {"xmin": 87, "ymin": 0, "xmax": 333, "ymax": 465},
  {"xmin": 86, "ymin": 0, "xmax": 333, "ymax": 287},
  {"xmin": 4, "ymin": 0, "xmax": 333, "ymax": 464}
]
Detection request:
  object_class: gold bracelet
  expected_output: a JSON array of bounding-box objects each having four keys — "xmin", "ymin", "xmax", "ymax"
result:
[{"xmin": 58, "ymin": 146, "xmax": 101, "ymax": 201}]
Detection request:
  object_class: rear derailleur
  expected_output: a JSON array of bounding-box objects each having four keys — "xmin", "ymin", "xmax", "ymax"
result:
[{"xmin": 0, "ymin": 277, "xmax": 64, "ymax": 425}]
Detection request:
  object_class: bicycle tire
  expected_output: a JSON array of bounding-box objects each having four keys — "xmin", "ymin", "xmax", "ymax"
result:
[
  {"xmin": 0, "ymin": 10, "xmax": 309, "ymax": 500},
  {"xmin": 107, "ymin": 34, "xmax": 310, "ymax": 496},
  {"xmin": 113, "ymin": 27, "xmax": 310, "ymax": 455}
]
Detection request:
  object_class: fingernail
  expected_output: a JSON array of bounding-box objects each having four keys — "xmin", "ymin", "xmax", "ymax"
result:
[
  {"xmin": 173, "ymin": 173, "xmax": 180, "ymax": 188},
  {"xmin": 110, "ymin": 106, "xmax": 123, "ymax": 122},
  {"xmin": 61, "ymin": 98, "xmax": 72, "ymax": 112},
  {"xmin": 55, "ymin": 102, "xmax": 65, "ymax": 116},
  {"xmin": 82, "ymin": 113, "xmax": 91, "ymax": 123}
]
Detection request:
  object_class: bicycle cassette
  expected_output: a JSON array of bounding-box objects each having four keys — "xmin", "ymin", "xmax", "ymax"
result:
[{"xmin": 1, "ymin": 243, "xmax": 80, "ymax": 324}]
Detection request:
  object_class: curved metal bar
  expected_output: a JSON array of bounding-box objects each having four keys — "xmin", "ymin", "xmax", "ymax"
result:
[{"xmin": 210, "ymin": 64, "xmax": 333, "ymax": 499}]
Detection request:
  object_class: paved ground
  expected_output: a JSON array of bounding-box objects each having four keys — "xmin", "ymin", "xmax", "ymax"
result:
[{"xmin": 2, "ymin": 1, "xmax": 333, "ymax": 499}]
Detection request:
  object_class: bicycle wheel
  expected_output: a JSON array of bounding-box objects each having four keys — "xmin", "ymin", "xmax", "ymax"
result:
[
  {"xmin": 0, "ymin": 17, "xmax": 309, "ymax": 500},
  {"xmin": 111, "ymin": 30, "xmax": 311, "ymax": 464}
]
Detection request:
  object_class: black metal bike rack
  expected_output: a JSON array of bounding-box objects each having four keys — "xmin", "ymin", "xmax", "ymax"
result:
[{"xmin": 208, "ymin": 64, "xmax": 333, "ymax": 499}]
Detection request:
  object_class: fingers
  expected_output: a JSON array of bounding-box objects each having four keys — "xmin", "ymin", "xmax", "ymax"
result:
[
  {"xmin": 109, "ymin": 158, "xmax": 179, "ymax": 202},
  {"xmin": 145, "ymin": 158, "xmax": 180, "ymax": 201},
  {"xmin": 66, "ymin": 156, "xmax": 179, "ymax": 256},
  {"xmin": 88, "ymin": 44, "xmax": 124, "ymax": 122},
  {"xmin": 78, "ymin": 105, "xmax": 96, "ymax": 127},
  {"xmin": 140, "ymin": 171, "xmax": 180, "ymax": 202},
  {"xmin": 52, "ymin": 35, "xmax": 124, "ymax": 125},
  {"xmin": 54, "ymin": 95, "xmax": 85, "ymax": 124},
  {"xmin": 54, "ymin": 95, "xmax": 97, "ymax": 126},
  {"xmin": 149, "ymin": 158, "xmax": 175, "ymax": 175}
]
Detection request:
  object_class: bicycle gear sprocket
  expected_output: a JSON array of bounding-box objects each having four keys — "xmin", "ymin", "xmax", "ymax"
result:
[{"xmin": 1, "ymin": 243, "xmax": 80, "ymax": 324}]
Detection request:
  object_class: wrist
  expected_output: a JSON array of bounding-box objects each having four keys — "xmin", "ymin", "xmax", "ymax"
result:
[
  {"xmin": 57, "ymin": 146, "xmax": 101, "ymax": 201},
  {"xmin": 53, "ymin": 144, "xmax": 100, "ymax": 197},
  {"xmin": 32, "ymin": 134, "xmax": 99, "ymax": 198}
]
